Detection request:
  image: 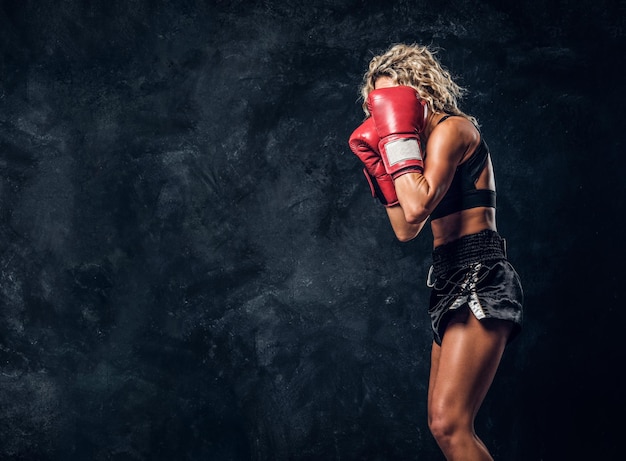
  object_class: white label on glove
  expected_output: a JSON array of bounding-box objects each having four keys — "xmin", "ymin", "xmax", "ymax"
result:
[{"xmin": 385, "ymin": 138, "xmax": 422, "ymax": 166}]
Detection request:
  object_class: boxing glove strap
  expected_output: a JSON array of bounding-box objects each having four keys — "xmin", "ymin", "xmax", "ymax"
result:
[{"xmin": 385, "ymin": 138, "xmax": 423, "ymax": 167}]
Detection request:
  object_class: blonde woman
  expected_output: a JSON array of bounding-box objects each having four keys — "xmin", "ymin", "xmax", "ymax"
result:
[{"xmin": 348, "ymin": 43, "xmax": 523, "ymax": 460}]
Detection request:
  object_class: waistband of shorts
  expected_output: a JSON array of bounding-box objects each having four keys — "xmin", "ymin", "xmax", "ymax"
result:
[{"xmin": 431, "ymin": 229, "xmax": 506, "ymax": 278}]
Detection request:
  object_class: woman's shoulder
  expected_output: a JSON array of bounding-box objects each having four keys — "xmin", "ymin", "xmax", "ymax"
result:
[
  {"xmin": 426, "ymin": 114, "xmax": 480, "ymax": 162},
  {"xmin": 436, "ymin": 113, "xmax": 477, "ymax": 130},
  {"xmin": 430, "ymin": 114, "xmax": 479, "ymax": 144}
]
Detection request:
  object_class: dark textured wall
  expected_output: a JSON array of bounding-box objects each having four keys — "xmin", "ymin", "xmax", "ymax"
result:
[{"xmin": 1, "ymin": 0, "xmax": 624, "ymax": 460}]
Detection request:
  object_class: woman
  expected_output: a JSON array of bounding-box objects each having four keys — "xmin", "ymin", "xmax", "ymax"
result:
[{"xmin": 348, "ymin": 43, "xmax": 523, "ymax": 460}]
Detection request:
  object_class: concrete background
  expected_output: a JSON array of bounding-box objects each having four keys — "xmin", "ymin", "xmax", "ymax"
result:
[{"xmin": 1, "ymin": 0, "xmax": 624, "ymax": 459}]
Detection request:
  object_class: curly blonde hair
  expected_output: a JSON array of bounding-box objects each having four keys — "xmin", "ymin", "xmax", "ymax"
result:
[{"xmin": 360, "ymin": 43, "xmax": 477, "ymax": 125}]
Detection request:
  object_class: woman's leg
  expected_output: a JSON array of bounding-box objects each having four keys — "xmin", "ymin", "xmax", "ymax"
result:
[{"xmin": 428, "ymin": 309, "xmax": 513, "ymax": 460}]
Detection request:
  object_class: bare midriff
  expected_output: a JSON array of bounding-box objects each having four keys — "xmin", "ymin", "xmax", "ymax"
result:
[{"xmin": 431, "ymin": 206, "xmax": 497, "ymax": 247}]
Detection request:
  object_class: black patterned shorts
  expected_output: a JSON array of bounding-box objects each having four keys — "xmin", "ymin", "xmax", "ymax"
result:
[{"xmin": 428, "ymin": 230, "xmax": 523, "ymax": 346}]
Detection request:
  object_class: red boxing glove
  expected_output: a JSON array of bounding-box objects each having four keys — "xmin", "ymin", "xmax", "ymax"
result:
[
  {"xmin": 348, "ymin": 117, "xmax": 399, "ymax": 207},
  {"xmin": 367, "ymin": 86, "xmax": 428, "ymax": 179}
]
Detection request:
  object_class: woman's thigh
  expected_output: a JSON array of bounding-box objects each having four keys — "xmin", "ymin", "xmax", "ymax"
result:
[{"xmin": 429, "ymin": 308, "xmax": 513, "ymax": 421}]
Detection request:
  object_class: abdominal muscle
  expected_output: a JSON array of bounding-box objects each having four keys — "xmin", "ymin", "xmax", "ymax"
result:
[{"xmin": 431, "ymin": 206, "xmax": 496, "ymax": 248}]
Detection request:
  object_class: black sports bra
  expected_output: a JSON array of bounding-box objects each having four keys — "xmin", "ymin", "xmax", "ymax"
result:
[{"xmin": 430, "ymin": 115, "xmax": 496, "ymax": 220}]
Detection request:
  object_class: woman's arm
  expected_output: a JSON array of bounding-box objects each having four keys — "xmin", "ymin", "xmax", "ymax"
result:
[
  {"xmin": 385, "ymin": 118, "xmax": 477, "ymax": 240},
  {"xmin": 385, "ymin": 204, "xmax": 426, "ymax": 242}
]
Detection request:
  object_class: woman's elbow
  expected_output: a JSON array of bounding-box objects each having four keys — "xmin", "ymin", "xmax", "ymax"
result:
[
  {"xmin": 403, "ymin": 204, "xmax": 430, "ymax": 225},
  {"xmin": 392, "ymin": 220, "xmax": 425, "ymax": 242},
  {"xmin": 395, "ymin": 231, "xmax": 417, "ymax": 243}
]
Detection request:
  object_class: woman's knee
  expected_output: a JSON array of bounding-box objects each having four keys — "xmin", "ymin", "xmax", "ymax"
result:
[
  {"xmin": 428, "ymin": 406, "xmax": 458, "ymax": 444},
  {"xmin": 429, "ymin": 403, "xmax": 475, "ymax": 446}
]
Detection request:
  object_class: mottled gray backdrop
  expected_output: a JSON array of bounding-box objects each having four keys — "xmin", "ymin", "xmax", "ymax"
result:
[{"xmin": 1, "ymin": 0, "xmax": 624, "ymax": 460}]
